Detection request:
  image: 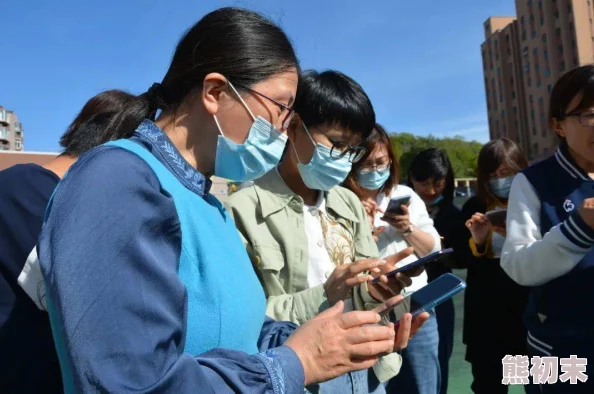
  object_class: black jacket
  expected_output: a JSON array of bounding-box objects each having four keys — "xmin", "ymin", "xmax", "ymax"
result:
[{"xmin": 461, "ymin": 196, "xmax": 530, "ymax": 362}]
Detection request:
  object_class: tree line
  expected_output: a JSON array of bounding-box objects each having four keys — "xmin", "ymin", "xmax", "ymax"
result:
[{"xmin": 390, "ymin": 132, "xmax": 484, "ymax": 179}]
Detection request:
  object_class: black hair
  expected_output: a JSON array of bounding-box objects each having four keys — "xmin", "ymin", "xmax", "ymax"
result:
[
  {"xmin": 294, "ymin": 70, "xmax": 375, "ymax": 141},
  {"xmin": 407, "ymin": 148, "xmax": 455, "ymax": 206},
  {"xmin": 549, "ymin": 65, "xmax": 594, "ymax": 140},
  {"xmin": 59, "ymin": 90, "xmax": 135, "ymax": 157},
  {"xmin": 84, "ymin": 7, "xmax": 299, "ymax": 141}
]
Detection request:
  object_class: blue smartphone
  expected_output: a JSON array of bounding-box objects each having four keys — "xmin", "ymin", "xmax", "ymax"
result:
[
  {"xmin": 371, "ymin": 248, "xmax": 454, "ymax": 284},
  {"xmin": 378, "ymin": 273, "xmax": 466, "ymax": 325}
]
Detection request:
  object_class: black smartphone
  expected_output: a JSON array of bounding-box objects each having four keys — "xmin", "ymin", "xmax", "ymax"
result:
[
  {"xmin": 385, "ymin": 196, "xmax": 411, "ymax": 215},
  {"xmin": 485, "ymin": 209, "xmax": 507, "ymax": 227},
  {"xmin": 378, "ymin": 273, "xmax": 466, "ymax": 325},
  {"xmin": 371, "ymin": 248, "xmax": 454, "ymax": 284}
]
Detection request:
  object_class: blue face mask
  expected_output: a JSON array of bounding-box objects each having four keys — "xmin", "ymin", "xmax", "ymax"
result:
[
  {"xmin": 356, "ymin": 168, "xmax": 390, "ymax": 190},
  {"xmin": 489, "ymin": 175, "xmax": 515, "ymax": 199},
  {"xmin": 213, "ymin": 81, "xmax": 287, "ymax": 182},
  {"xmin": 292, "ymin": 123, "xmax": 352, "ymax": 191},
  {"xmin": 426, "ymin": 195, "xmax": 444, "ymax": 207}
]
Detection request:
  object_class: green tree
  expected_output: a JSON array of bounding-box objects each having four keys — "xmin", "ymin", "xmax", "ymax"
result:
[{"xmin": 390, "ymin": 133, "xmax": 483, "ymax": 179}]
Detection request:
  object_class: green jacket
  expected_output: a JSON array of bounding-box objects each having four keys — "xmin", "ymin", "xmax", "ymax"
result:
[{"xmin": 227, "ymin": 170, "xmax": 406, "ymax": 382}]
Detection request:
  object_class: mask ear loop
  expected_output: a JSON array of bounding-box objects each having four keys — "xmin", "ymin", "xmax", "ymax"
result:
[
  {"xmin": 213, "ymin": 79, "xmax": 257, "ymax": 138},
  {"xmin": 290, "ymin": 121, "xmax": 319, "ymax": 165}
]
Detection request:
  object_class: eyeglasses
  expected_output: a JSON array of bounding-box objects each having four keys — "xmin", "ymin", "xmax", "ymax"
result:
[
  {"xmin": 319, "ymin": 131, "xmax": 367, "ymax": 163},
  {"xmin": 234, "ymin": 84, "xmax": 295, "ymax": 131},
  {"xmin": 358, "ymin": 162, "xmax": 391, "ymax": 173},
  {"xmin": 565, "ymin": 111, "xmax": 594, "ymax": 127}
]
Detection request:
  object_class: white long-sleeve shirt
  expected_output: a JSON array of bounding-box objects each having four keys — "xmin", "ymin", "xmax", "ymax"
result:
[
  {"xmin": 501, "ymin": 151, "xmax": 594, "ymax": 287},
  {"xmin": 374, "ymin": 185, "xmax": 442, "ymax": 294}
]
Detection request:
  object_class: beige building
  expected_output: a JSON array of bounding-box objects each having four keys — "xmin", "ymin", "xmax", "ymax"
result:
[
  {"xmin": 0, "ymin": 106, "xmax": 24, "ymax": 151},
  {"xmin": 482, "ymin": 0, "xmax": 594, "ymax": 161}
]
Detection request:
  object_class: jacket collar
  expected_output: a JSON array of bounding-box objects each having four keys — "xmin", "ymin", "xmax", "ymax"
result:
[
  {"xmin": 134, "ymin": 119, "xmax": 212, "ymax": 198},
  {"xmin": 254, "ymin": 169, "xmax": 359, "ymax": 223},
  {"xmin": 554, "ymin": 143, "xmax": 591, "ymax": 181}
]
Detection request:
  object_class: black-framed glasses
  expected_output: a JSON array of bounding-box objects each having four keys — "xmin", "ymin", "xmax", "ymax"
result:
[
  {"xmin": 320, "ymin": 131, "xmax": 367, "ymax": 163},
  {"xmin": 565, "ymin": 111, "xmax": 594, "ymax": 127},
  {"xmin": 234, "ymin": 83, "xmax": 295, "ymax": 131}
]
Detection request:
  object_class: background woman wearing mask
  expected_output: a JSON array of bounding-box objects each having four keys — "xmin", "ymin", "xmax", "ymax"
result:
[
  {"xmin": 38, "ymin": 9, "xmax": 411, "ymax": 393},
  {"xmin": 344, "ymin": 125, "xmax": 442, "ymax": 394},
  {"xmin": 407, "ymin": 148, "xmax": 469, "ymax": 394},
  {"xmin": 502, "ymin": 65, "xmax": 594, "ymax": 393},
  {"xmin": 463, "ymin": 138, "xmax": 530, "ymax": 394},
  {"xmin": 229, "ymin": 70, "xmax": 428, "ymax": 394}
]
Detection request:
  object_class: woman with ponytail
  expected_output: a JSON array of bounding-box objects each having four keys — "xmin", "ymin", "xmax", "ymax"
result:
[{"xmin": 38, "ymin": 8, "xmax": 416, "ymax": 393}]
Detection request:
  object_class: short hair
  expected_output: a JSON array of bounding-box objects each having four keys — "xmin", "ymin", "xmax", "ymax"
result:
[
  {"xmin": 294, "ymin": 70, "xmax": 375, "ymax": 142},
  {"xmin": 343, "ymin": 124, "xmax": 399, "ymax": 198},
  {"xmin": 407, "ymin": 148, "xmax": 456, "ymax": 206}
]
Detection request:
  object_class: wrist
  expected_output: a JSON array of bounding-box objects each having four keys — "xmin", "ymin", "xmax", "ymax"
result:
[{"xmin": 399, "ymin": 224, "xmax": 413, "ymax": 236}]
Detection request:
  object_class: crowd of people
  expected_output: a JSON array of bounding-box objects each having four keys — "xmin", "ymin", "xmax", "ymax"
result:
[{"xmin": 1, "ymin": 6, "xmax": 594, "ymax": 394}]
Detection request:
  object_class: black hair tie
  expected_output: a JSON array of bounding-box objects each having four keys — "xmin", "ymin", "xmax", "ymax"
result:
[{"xmin": 146, "ymin": 82, "xmax": 166, "ymax": 108}]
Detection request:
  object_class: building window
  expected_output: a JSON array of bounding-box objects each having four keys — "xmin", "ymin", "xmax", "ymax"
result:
[
  {"xmin": 502, "ymin": 110, "xmax": 506, "ymax": 118},
  {"xmin": 542, "ymin": 128, "xmax": 548, "ymax": 137},
  {"xmin": 538, "ymin": 0, "xmax": 542, "ymax": 10},
  {"xmin": 558, "ymin": 45, "xmax": 563, "ymax": 54},
  {"xmin": 0, "ymin": 127, "xmax": 7, "ymax": 139},
  {"xmin": 538, "ymin": 79, "xmax": 542, "ymax": 87},
  {"xmin": 15, "ymin": 141, "xmax": 22, "ymax": 150},
  {"xmin": 533, "ymin": 127, "xmax": 537, "ymax": 136},
  {"xmin": 0, "ymin": 109, "xmax": 6, "ymax": 123},
  {"xmin": 547, "ymin": 84, "xmax": 552, "ymax": 93},
  {"xmin": 532, "ymin": 31, "xmax": 537, "ymax": 39},
  {"xmin": 524, "ymin": 62, "xmax": 530, "ymax": 72},
  {"xmin": 528, "ymin": 77, "xmax": 532, "ymax": 87},
  {"xmin": 560, "ymin": 61, "xmax": 566, "ymax": 72},
  {"xmin": 513, "ymin": 106, "xmax": 518, "ymax": 115},
  {"xmin": 531, "ymin": 109, "xmax": 536, "ymax": 119},
  {"xmin": 523, "ymin": 46, "xmax": 529, "ymax": 57},
  {"xmin": 542, "ymin": 33, "xmax": 547, "ymax": 43},
  {"xmin": 556, "ymin": 28, "xmax": 561, "ymax": 37},
  {"xmin": 510, "ymin": 77, "xmax": 514, "ymax": 85},
  {"xmin": 545, "ymin": 68, "xmax": 551, "ymax": 77},
  {"xmin": 530, "ymin": 95, "xmax": 534, "ymax": 103},
  {"xmin": 523, "ymin": 30, "xmax": 528, "ymax": 41},
  {"xmin": 540, "ymin": 16, "xmax": 545, "ymax": 25},
  {"xmin": 512, "ymin": 91, "xmax": 517, "ymax": 99},
  {"xmin": 554, "ymin": 10, "xmax": 560, "ymax": 18}
]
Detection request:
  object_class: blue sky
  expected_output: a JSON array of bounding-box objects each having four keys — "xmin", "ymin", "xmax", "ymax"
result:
[{"xmin": 3, "ymin": 0, "xmax": 516, "ymax": 152}]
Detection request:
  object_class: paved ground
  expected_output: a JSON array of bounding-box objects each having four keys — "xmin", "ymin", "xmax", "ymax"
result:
[{"xmin": 447, "ymin": 269, "xmax": 524, "ymax": 394}]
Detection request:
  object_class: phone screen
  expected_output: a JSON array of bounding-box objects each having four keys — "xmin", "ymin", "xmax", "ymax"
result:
[
  {"xmin": 372, "ymin": 248, "xmax": 454, "ymax": 283},
  {"xmin": 378, "ymin": 273, "xmax": 465, "ymax": 324}
]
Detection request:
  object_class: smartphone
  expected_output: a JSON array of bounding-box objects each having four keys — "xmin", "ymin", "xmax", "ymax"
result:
[
  {"xmin": 485, "ymin": 209, "xmax": 507, "ymax": 227},
  {"xmin": 385, "ymin": 196, "xmax": 411, "ymax": 215},
  {"xmin": 378, "ymin": 273, "xmax": 466, "ymax": 325},
  {"xmin": 371, "ymin": 248, "xmax": 454, "ymax": 284}
]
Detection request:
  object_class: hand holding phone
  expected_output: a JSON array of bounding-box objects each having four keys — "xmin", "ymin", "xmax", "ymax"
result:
[
  {"xmin": 384, "ymin": 196, "xmax": 411, "ymax": 216},
  {"xmin": 371, "ymin": 248, "xmax": 454, "ymax": 284},
  {"xmin": 376, "ymin": 273, "xmax": 466, "ymax": 325}
]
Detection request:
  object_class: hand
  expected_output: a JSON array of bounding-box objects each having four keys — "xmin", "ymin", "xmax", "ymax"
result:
[
  {"xmin": 372, "ymin": 226, "xmax": 387, "ymax": 243},
  {"xmin": 363, "ymin": 200, "xmax": 384, "ymax": 230},
  {"xmin": 381, "ymin": 204, "xmax": 411, "ymax": 233},
  {"xmin": 324, "ymin": 259, "xmax": 386, "ymax": 306},
  {"xmin": 578, "ymin": 198, "xmax": 594, "ymax": 230},
  {"xmin": 371, "ymin": 296, "xmax": 430, "ymax": 352},
  {"xmin": 367, "ymin": 248, "xmax": 421, "ymax": 302},
  {"xmin": 465, "ymin": 213, "xmax": 492, "ymax": 245},
  {"xmin": 285, "ymin": 301, "xmax": 396, "ymax": 385}
]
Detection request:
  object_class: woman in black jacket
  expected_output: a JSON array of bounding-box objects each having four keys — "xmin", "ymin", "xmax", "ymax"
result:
[
  {"xmin": 408, "ymin": 149, "xmax": 469, "ymax": 394},
  {"xmin": 463, "ymin": 138, "xmax": 531, "ymax": 394}
]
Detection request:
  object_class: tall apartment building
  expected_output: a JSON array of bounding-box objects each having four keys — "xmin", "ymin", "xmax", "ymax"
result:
[
  {"xmin": 0, "ymin": 106, "xmax": 24, "ymax": 151},
  {"xmin": 482, "ymin": 0, "xmax": 594, "ymax": 161}
]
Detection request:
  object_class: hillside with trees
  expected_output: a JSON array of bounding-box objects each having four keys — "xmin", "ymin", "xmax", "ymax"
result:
[{"xmin": 390, "ymin": 133, "xmax": 484, "ymax": 179}]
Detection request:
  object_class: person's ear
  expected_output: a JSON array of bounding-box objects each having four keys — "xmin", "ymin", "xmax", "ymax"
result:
[
  {"xmin": 287, "ymin": 113, "xmax": 302, "ymax": 143},
  {"xmin": 551, "ymin": 117, "xmax": 566, "ymax": 138},
  {"xmin": 202, "ymin": 73, "xmax": 229, "ymax": 116}
]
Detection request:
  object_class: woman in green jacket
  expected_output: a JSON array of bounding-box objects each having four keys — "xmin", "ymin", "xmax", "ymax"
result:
[{"xmin": 228, "ymin": 70, "xmax": 427, "ymax": 394}]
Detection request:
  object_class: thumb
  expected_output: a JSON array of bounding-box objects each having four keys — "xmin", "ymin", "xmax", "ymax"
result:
[{"xmin": 312, "ymin": 300, "xmax": 344, "ymax": 321}]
